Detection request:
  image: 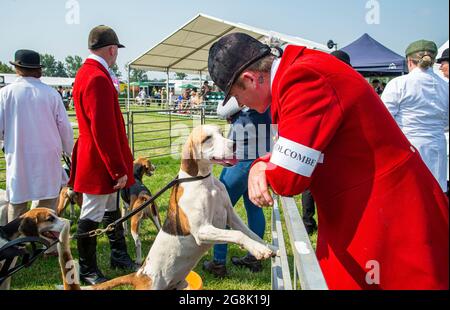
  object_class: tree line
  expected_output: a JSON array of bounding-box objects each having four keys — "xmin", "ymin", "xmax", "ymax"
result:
[
  {"xmin": 1, "ymin": 56, "xmax": 197, "ymax": 82},
  {"xmin": 0, "ymin": 54, "xmax": 121, "ymax": 78}
]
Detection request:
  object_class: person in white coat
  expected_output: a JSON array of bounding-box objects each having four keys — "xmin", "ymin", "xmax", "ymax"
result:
[
  {"xmin": 382, "ymin": 40, "xmax": 449, "ymax": 193},
  {"xmin": 0, "ymin": 50, "xmax": 74, "ymax": 221}
]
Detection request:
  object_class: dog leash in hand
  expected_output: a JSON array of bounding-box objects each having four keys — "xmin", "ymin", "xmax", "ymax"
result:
[{"xmin": 71, "ymin": 173, "xmax": 211, "ymax": 239}]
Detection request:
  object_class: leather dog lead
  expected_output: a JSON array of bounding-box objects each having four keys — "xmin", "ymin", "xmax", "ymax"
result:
[
  {"xmin": 71, "ymin": 173, "xmax": 211, "ymax": 239},
  {"xmin": 0, "ymin": 236, "xmax": 58, "ymax": 284}
]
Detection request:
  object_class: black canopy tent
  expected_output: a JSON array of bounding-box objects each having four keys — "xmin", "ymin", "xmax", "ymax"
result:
[{"xmin": 341, "ymin": 33, "xmax": 407, "ymax": 76}]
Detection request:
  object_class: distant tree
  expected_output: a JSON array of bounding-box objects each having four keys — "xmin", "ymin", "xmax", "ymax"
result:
[
  {"xmin": 64, "ymin": 55, "xmax": 83, "ymax": 77},
  {"xmin": 40, "ymin": 54, "xmax": 58, "ymax": 76},
  {"xmin": 130, "ymin": 69, "xmax": 148, "ymax": 82},
  {"xmin": 0, "ymin": 61, "xmax": 14, "ymax": 73},
  {"xmin": 110, "ymin": 63, "xmax": 122, "ymax": 78},
  {"xmin": 55, "ymin": 61, "xmax": 68, "ymax": 77},
  {"xmin": 174, "ymin": 72, "xmax": 187, "ymax": 80}
]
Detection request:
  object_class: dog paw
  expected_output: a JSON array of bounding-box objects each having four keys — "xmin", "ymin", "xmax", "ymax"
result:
[
  {"xmin": 250, "ymin": 243, "xmax": 275, "ymax": 260},
  {"xmin": 268, "ymin": 244, "xmax": 280, "ymax": 257}
]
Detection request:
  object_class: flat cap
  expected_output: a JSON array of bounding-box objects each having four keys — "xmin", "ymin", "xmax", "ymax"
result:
[{"xmin": 405, "ymin": 40, "xmax": 437, "ymax": 56}]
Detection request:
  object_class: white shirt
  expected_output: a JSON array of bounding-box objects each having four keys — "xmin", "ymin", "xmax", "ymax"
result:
[
  {"xmin": 382, "ymin": 67, "xmax": 449, "ymax": 191},
  {"xmin": 270, "ymin": 57, "xmax": 282, "ymax": 89},
  {"xmin": 0, "ymin": 77, "xmax": 74, "ymax": 203}
]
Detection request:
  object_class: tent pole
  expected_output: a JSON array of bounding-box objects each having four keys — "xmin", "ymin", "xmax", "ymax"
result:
[
  {"xmin": 127, "ymin": 64, "xmax": 130, "ymax": 112},
  {"xmin": 166, "ymin": 68, "xmax": 170, "ymax": 108}
]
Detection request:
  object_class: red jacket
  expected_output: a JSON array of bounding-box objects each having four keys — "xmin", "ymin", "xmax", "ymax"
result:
[
  {"xmin": 255, "ymin": 46, "xmax": 449, "ymax": 290},
  {"xmin": 69, "ymin": 59, "xmax": 134, "ymax": 194}
]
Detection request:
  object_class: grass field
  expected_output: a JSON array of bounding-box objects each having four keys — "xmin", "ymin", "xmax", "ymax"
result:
[{"xmin": 2, "ymin": 104, "xmax": 318, "ymax": 290}]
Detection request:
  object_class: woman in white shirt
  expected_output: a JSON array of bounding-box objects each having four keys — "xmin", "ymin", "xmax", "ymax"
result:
[{"xmin": 382, "ymin": 40, "xmax": 449, "ymax": 193}]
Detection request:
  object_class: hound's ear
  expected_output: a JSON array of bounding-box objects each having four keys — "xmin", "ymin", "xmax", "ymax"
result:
[
  {"xmin": 133, "ymin": 163, "xmax": 144, "ymax": 178},
  {"xmin": 144, "ymin": 159, "xmax": 151, "ymax": 172},
  {"xmin": 18, "ymin": 217, "xmax": 39, "ymax": 237},
  {"xmin": 181, "ymin": 135, "xmax": 199, "ymax": 176}
]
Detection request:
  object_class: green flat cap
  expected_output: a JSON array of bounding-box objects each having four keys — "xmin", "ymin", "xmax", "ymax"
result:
[
  {"xmin": 88, "ymin": 25, "xmax": 125, "ymax": 50},
  {"xmin": 405, "ymin": 40, "xmax": 437, "ymax": 56}
]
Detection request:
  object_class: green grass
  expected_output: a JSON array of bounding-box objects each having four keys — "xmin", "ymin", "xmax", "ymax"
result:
[{"xmin": 2, "ymin": 105, "xmax": 318, "ymax": 290}]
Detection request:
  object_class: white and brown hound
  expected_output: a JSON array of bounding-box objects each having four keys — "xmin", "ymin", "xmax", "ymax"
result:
[
  {"xmin": 56, "ymin": 186, "xmax": 83, "ymax": 219},
  {"xmin": 85, "ymin": 125, "xmax": 277, "ymax": 290},
  {"xmin": 120, "ymin": 157, "xmax": 161, "ymax": 265},
  {"xmin": 0, "ymin": 208, "xmax": 79, "ymax": 290}
]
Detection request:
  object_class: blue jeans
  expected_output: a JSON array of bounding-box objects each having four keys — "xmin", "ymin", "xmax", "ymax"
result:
[{"xmin": 213, "ymin": 160, "xmax": 266, "ymax": 264}]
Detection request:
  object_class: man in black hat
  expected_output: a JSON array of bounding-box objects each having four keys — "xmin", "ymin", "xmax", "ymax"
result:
[
  {"xmin": 0, "ymin": 50, "xmax": 73, "ymax": 223},
  {"xmin": 331, "ymin": 50, "xmax": 352, "ymax": 66},
  {"xmin": 437, "ymin": 48, "xmax": 449, "ymax": 79},
  {"xmin": 69, "ymin": 25, "xmax": 136, "ymax": 285},
  {"xmin": 207, "ymin": 32, "xmax": 449, "ymax": 290}
]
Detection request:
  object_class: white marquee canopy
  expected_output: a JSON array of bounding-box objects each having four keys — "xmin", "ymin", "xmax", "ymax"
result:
[{"xmin": 129, "ymin": 13, "xmax": 329, "ymax": 75}]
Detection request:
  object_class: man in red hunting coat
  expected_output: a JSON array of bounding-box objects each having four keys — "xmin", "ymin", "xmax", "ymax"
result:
[
  {"xmin": 208, "ymin": 33, "xmax": 449, "ymax": 290},
  {"xmin": 70, "ymin": 25, "xmax": 136, "ymax": 285}
]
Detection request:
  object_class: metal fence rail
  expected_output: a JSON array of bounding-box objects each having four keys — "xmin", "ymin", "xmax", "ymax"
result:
[
  {"xmin": 129, "ymin": 107, "xmax": 207, "ymax": 159},
  {"xmin": 271, "ymin": 195, "xmax": 293, "ymax": 290},
  {"xmin": 271, "ymin": 195, "xmax": 328, "ymax": 290},
  {"xmin": 1, "ymin": 103, "xmax": 221, "ymax": 187}
]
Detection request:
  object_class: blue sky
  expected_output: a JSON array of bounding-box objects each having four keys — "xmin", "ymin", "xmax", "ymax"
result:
[{"xmin": 1, "ymin": 0, "xmax": 448, "ymax": 77}]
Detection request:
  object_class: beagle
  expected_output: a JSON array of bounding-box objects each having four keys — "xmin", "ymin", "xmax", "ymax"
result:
[
  {"xmin": 86, "ymin": 125, "xmax": 277, "ymax": 290},
  {"xmin": 56, "ymin": 186, "xmax": 82, "ymax": 219},
  {"xmin": 120, "ymin": 157, "xmax": 161, "ymax": 265},
  {"xmin": 0, "ymin": 208, "xmax": 79, "ymax": 290}
]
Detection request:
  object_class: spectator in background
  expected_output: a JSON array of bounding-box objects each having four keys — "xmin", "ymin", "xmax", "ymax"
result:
[
  {"xmin": 437, "ymin": 48, "xmax": 449, "ymax": 79},
  {"xmin": 189, "ymin": 89, "xmax": 198, "ymax": 107},
  {"xmin": 0, "ymin": 49, "xmax": 73, "ymax": 222},
  {"xmin": 169, "ymin": 89, "xmax": 174, "ymax": 105},
  {"xmin": 160, "ymin": 87, "xmax": 167, "ymax": 106},
  {"xmin": 57, "ymin": 85, "xmax": 64, "ymax": 98},
  {"xmin": 137, "ymin": 88, "xmax": 146, "ymax": 105},
  {"xmin": 203, "ymin": 97, "xmax": 272, "ymax": 278},
  {"xmin": 382, "ymin": 40, "xmax": 449, "ymax": 193},
  {"xmin": 69, "ymin": 82, "xmax": 75, "ymax": 109},
  {"xmin": 371, "ymin": 79, "xmax": 383, "ymax": 95},
  {"xmin": 178, "ymin": 89, "xmax": 190, "ymax": 110},
  {"xmin": 331, "ymin": 50, "xmax": 351, "ymax": 66},
  {"xmin": 200, "ymin": 80, "xmax": 211, "ymax": 99},
  {"xmin": 62, "ymin": 88, "xmax": 71, "ymax": 110}
]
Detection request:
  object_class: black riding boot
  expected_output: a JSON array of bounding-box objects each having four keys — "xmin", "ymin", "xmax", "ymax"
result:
[
  {"xmin": 77, "ymin": 219, "xmax": 108, "ymax": 285},
  {"xmin": 301, "ymin": 190, "xmax": 317, "ymax": 235},
  {"xmin": 102, "ymin": 209, "xmax": 138, "ymax": 271}
]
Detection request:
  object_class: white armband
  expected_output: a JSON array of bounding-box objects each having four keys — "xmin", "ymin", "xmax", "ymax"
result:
[{"xmin": 270, "ymin": 137, "xmax": 322, "ymax": 177}]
